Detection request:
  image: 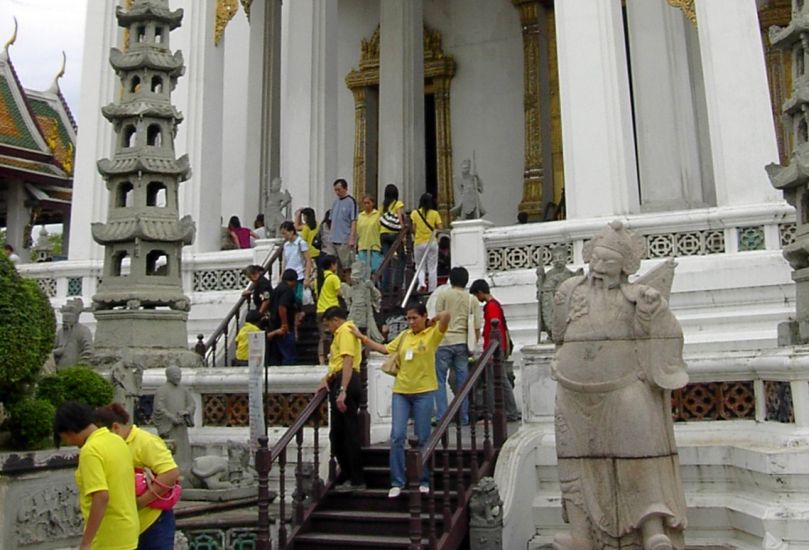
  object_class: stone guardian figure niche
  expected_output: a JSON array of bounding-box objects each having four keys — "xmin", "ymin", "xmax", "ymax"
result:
[{"xmin": 551, "ymin": 221, "xmax": 688, "ymax": 550}]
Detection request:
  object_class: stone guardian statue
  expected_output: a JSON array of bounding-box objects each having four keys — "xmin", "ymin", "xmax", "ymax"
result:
[
  {"xmin": 536, "ymin": 246, "xmax": 581, "ymax": 343},
  {"xmin": 551, "ymin": 221, "xmax": 688, "ymax": 550},
  {"xmin": 153, "ymin": 365, "xmax": 196, "ymax": 484},
  {"xmin": 53, "ymin": 298, "xmax": 94, "ymax": 369},
  {"xmin": 264, "ymin": 176, "xmax": 292, "ymax": 237},
  {"xmin": 450, "ymin": 157, "xmax": 485, "ymax": 220}
]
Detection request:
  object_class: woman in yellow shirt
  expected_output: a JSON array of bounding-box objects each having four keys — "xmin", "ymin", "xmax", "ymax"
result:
[
  {"xmin": 94, "ymin": 402, "xmax": 180, "ymax": 550},
  {"xmin": 295, "ymin": 207, "xmax": 321, "ymax": 259},
  {"xmin": 316, "ymin": 255, "xmax": 342, "ymax": 365},
  {"xmin": 356, "ymin": 195, "xmax": 382, "ymax": 275},
  {"xmin": 355, "ymin": 304, "xmax": 450, "ymax": 497},
  {"xmin": 379, "ymin": 184, "xmax": 406, "ymax": 291},
  {"xmin": 409, "ymin": 192, "xmax": 443, "ymax": 293}
]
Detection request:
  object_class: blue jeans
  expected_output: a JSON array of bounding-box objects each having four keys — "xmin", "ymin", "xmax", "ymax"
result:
[
  {"xmin": 434, "ymin": 344, "xmax": 469, "ymax": 425},
  {"xmin": 357, "ymin": 250, "xmax": 382, "ymax": 274},
  {"xmin": 138, "ymin": 509, "xmax": 175, "ymax": 550},
  {"xmin": 390, "ymin": 392, "xmax": 434, "ymax": 488}
]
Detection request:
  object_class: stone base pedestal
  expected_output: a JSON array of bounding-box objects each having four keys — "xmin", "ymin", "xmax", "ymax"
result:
[
  {"xmin": 519, "ymin": 344, "xmax": 556, "ymax": 423},
  {"xmin": 182, "ymin": 486, "xmax": 257, "ymax": 502},
  {"xmin": 94, "ymin": 309, "xmax": 191, "ymax": 349}
]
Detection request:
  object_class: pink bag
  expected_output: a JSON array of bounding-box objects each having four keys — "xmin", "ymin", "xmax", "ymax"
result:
[{"xmin": 135, "ymin": 468, "xmax": 182, "ymax": 510}]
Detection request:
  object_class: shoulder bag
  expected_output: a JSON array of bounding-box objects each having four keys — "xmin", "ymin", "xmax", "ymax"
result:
[{"xmin": 380, "ymin": 203, "xmax": 403, "ymax": 231}]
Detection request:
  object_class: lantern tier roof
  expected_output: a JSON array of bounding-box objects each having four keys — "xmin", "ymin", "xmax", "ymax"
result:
[
  {"xmin": 116, "ymin": 2, "xmax": 183, "ymax": 30},
  {"xmin": 97, "ymin": 154, "xmax": 190, "ymax": 180},
  {"xmin": 91, "ymin": 214, "xmax": 196, "ymax": 245},
  {"xmin": 109, "ymin": 48, "xmax": 184, "ymax": 78},
  {"xmin": 102, "ymin": 102, "xmax": 183, "ymax": 123}
]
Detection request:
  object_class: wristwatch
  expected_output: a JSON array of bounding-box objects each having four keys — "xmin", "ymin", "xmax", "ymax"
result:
[{"xmin": 338, "ymin": 386, "xmax": 346, "ymax": 393}]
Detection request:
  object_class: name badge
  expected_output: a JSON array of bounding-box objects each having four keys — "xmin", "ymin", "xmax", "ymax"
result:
[{"xmin": 405, "ymin": 349, "xmax": 414, "ymax": 361}]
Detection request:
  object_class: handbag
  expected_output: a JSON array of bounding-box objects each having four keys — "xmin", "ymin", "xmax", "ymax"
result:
[
  {"xmin": 380, "ymin": 349, "xmax": 400, "ymax": 376},
  {"xmin": 311, "ymin": 225, "xmax": 323, "ymax": 251},
  {"xmin": 380, "ymin": 206, "xmax": 402, "ymax": 231},
  {"xmin": 135, "ymin": 468, "xmax": 182, "ymax": 510}
]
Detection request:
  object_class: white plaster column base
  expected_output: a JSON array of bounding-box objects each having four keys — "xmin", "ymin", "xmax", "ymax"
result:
[{"xmin": 449, "ymin": 219, "xmax": 494, "ymax": 283}]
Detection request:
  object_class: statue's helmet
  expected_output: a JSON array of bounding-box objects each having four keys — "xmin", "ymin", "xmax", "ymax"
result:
[{"xmin": 582, "ymin": 220, "xmax": 645, "ymax": 276}]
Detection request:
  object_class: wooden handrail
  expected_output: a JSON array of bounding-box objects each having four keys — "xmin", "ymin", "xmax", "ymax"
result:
[
  {"xmin": 371, "ymin": 225, "xmax": 410, "ymax": 285},
  {"xmin": 203, "ymin": 244, "xmax": 283, "ymax": 365},
  {"xmin": 268, "ymin": 388, "xmax": 328, "ymax": 463}
]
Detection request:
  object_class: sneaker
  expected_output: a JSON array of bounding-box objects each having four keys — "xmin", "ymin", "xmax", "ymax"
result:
[
  {"xmin": 419, "ymin": 484, "xmax": 430, "ymax": 494},
  {"xmin": 388, "ymin": 486, "xmax": 402, "ymax": 498},
  {"xmin": 334, "ymin": 481, "xmax": 353, "ymax": 493},
  {"xmin": 351, "ymin": 483, "xmax": 367, "ymax": 492}
]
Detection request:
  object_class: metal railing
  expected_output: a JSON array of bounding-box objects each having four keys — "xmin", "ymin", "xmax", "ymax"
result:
[{"xmin": 202, "ymin": 245, "xmax": 282, "ymax": 367}]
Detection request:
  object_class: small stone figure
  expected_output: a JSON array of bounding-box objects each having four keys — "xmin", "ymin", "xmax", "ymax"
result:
[
  {"xmin": 343, "ymin": 261, "xmax": 383, "ymax": 342},
  {"xmin": 190, "ymin": 445, "xmax": 256, "ymax": 490},
  {"xmin": 153, "ymin": 365, "xmax": 196, "ymax": 483},
  {"xmin": 110, "ymin": 351, "xmax": 143, "ymax": 420},
  {"xmin": 31, "ymin": 226, "xmax": 53, "ymax": 262},
  {"xmin": 536, "ymin": 245, "xmax": 581, "ymax": 343},
  {"xmin": 551, "ymin": 221, "xmax": 688, "ymax": 550},
  {"xmin": 53, "ymin": 298, "xmax": 94, "ymax": 369},
  {"xmin": 469, "ymin": 477, "xmax": 504, "ymax": 550},
  {"xmin": 450, "ymin": 158, "xmax": 486, "ymax": 220},
  {"xmin": 264, "ymin": 176, "xmax": 292, "ymax": 238}
]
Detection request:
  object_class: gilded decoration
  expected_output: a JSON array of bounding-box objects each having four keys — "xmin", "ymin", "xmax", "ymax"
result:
[
  {"xmin": 346, "ymin": 26, "xmax": 456, "ymax": 217},
  {"xmin": 665, "ymin": 0, "xmax": 697, "ymax": 27},
  {"xmin": 512, "ymin": 1, "xmax": 564, "ymax": 220},
  {"xmin": 240, "ymin": 0, "xmax": 252, "ymax": 21},
  {"xmin": 759, "ymin": 0, "xmax": 793, "ymax": 162},
  {"xmin": 214, "ymin": 0, "xmax": 239, "ymax": 46}
]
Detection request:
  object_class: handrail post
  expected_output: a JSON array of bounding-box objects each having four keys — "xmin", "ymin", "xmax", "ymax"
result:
[
  {"xmin": 491, "ymin": 320, "xmax": 507, "ymax": 449},
  {"xmin": 406, "ymin": 449, "xmax": 423, "ymax": 550},
  {"xmin": 256, "ymin": 435, "xmax": 272, "ymax": 550},
  {"xmin": 359, "ymin": 348, "xmax": 371, "ymax": 447}
]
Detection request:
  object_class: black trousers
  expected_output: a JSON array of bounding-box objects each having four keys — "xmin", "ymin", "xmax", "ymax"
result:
[{"xmin": 328, "ymin": 375, "xmax": 364, "ymax": 484}]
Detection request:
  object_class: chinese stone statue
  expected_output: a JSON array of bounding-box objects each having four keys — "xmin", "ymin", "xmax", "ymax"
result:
[
  {"xmin": 536, "ymin": 245, "xmax": 580, "ymax": 343},
  {"xmin": 450, "ymin": 158, "xmax": 485, "ymax": 220},
  {"xmin": 53, "ymin": 298, "xmax": 94, "ymax": 369},
  {"xmin": 551, "ymin": 221, "xmax": 688, "ymax": 550},
  {"xmin": 264, "ymin": 176, "xmax": 292, "ymax": 237},
  {"xmin": 153, "ymin": 365, "xmax": 196, "ymax": 482},
  {"xmin": 110, "ymin": 349, "xmax": 143, "ymax": 420},
  {"xmin": 343, "ymin": 261, "xmax": 383, "ymax": 342}
]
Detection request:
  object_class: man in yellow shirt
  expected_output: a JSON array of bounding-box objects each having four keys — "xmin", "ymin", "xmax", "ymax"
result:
[
  {"xmin": 234, "ymin": 309, "xmax": 263, "ymax": 366},
  {"xmin": 54, "ymin": 401, "xmax": 139, "ymax": 550},
  {"xmin": 316, "ymin": 306, "xmax": 365, "ymax": 492},
  {"xmin": 316, "ymin": 255, "xmax": 342, "ymax": 365}
]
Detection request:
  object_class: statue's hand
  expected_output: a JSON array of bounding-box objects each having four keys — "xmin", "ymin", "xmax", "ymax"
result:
[{"xmin": 636, "ymin": 287, "xmax": 662, "ymax": 316}]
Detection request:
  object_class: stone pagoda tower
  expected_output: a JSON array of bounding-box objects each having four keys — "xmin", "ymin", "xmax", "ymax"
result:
[{"xmin": 91, "ymin": 0, "xmax": 199, "ymax": 367}]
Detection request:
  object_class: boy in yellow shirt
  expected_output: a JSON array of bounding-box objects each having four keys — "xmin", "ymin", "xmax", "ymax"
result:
[
  {"xmin": 316, "ymin": 306, "xmax": 365, "ymax": 492},
  {"xmin": 235, "ymin": 309, "xmax": 264, "ymax": 366},
  {"xmin": 54, "ymin": 401, "xmax": 139, "ymax": 550}
]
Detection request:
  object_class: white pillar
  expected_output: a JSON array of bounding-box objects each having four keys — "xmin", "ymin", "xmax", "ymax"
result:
[
  {"xmin": 174, "ymin": 0, "xmax": 225, "ymax": 253},
  {"xmin": 5, "ymin": 179, "xmax": 28, "ymax": 261},
  {"xmin": 379, "ymin": 0, "xmax": 426, "ymax": 208},
  {"xmin": 68, "ymin": 0, "xmax": 118, "ymax": 261},
  {"xmin": 450, "ymin": 219, "xmax": 494, "ymax": 283},
  {"xmin": 555, "ymin": 0, "xmax": 640, "ymax": 219},
  {"xmin": 220, "ymin": 12, "xmax": 251, "ymax": 224},
  {"xmin": 627, "ymin": 0, "xmax": 704, "ymax": 211},
  {"xmin": 281, "ymin": 0, "xmax": 338, "ymax": 217},
  {"xmin": 695, "ymin": 0, "xmax": 781, "ymax": 206}
]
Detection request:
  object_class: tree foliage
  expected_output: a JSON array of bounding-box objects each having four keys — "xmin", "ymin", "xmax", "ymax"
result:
[
  {"xmin": 37, "ymin": 366, "xmax": 113, "ymax": 409},
  {"xmin": 0, "ymin": 253, "xmax": 56, "ymax": 404}
]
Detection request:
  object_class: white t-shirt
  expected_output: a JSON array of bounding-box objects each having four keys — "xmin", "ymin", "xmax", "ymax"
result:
[{"xmin": 283, "ymin": 236, "xmax": 309, "ymax": 280}]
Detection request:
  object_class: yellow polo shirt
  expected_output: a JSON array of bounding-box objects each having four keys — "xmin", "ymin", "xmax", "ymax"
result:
[
  {"xmin": 236, "ymin": 322, "xmax": 262, "ymax": 361},
  {"xmin": 386, "ymin": 324, "xmax": 446, "ymax": 394},
  {"xmin": 125, "ymin": 425, "xmax": 179, "ymax": 533},
  {"xmin": 357, "ymin": 209, "xmax": 381, "ymax": 252},
  {"xmin": 327, "ymin": 320, "xmax": 362, "ymax": 377},
  {"xmin": 317, "ymin": 270, "xmax": 341, "ymax": 313},
  {"xmin": 75, "ymin": 427, "xmax": 139, "ymax": 550},
  {"xmin": 301, "ymin": 224, "xmax": 320, "ymax": 258},
  {"xmin": 410, "ymin": 209, "xmax": 442, "ymax": 245}
]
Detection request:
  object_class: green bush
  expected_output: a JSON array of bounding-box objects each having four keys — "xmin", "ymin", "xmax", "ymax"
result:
[
  {"xmin": 0, "ymin": 253, "xmax": 55, "ymax": 404},
  {"xmin": 38, "ymin": 366, "xmax": 113, "ymax": 408},
  {"xmin": 7, "ymin": 398, "xmax": 56, "ymax": 449}
]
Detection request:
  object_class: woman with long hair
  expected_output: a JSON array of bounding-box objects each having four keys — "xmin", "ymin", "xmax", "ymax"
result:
[
  {"xmin": 295, "ymin": 207, "xmax": 320, "ymax": 259},
  {"xmin": 354, "ymin": 303, "xmax": 450, "ymax": 497},
  {"xmin": 409, "ymin": 193, "xmax": 443, "ymax": 293},
  {"xmin": 228, "ymin": 216, "xmax": 256, "ymax": 249},
  {"xmin": 379, "ymin": 184, "xmax": 406, "ymax": 290},
  {"xmin": 93, "ymin": 402, "xmax": 180, "ymax": 549}
]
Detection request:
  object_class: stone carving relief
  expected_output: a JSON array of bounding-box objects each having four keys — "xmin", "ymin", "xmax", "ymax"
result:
[{"xmin": 15, "ymin": 484, "xmax": 83, "ymax": 545}]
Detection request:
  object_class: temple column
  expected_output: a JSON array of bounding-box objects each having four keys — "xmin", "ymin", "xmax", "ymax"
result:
[
  {"xmin": 626, "ymin": 0, "xmax": 704, "ymax": 211},
  {"xmin": 281, "ymin": 0, "xmax": 338, "ymax": 215},
  {"xmin": 512, "ymin": 0, "xmax": 548, "ymax": 221},
  {"xmin": 5, "ymin": 179, "xmax": 28, "ymax": 261},
  {"xmin": 68, "ymin": 0, "xmax": 119, "ymax": 261},
  {"xmin": 695, "ymin": 0, "xmax": 781, "ymax": 206},
  {"xmin": 554, "ymin": 0, "xmax": 640, "ymax": 219},
  {"xmin": 378, "ymin": 0, "xmax": 426, "ymax": 209},
  {"xmin": 174, "ymin": 0, "xmax": 225, "ymax": 252}
]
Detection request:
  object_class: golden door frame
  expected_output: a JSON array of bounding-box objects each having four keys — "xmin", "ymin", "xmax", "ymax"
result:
[{"xmin": 346, "ymin": 26, "xmax": 457, "ymax": 219}]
